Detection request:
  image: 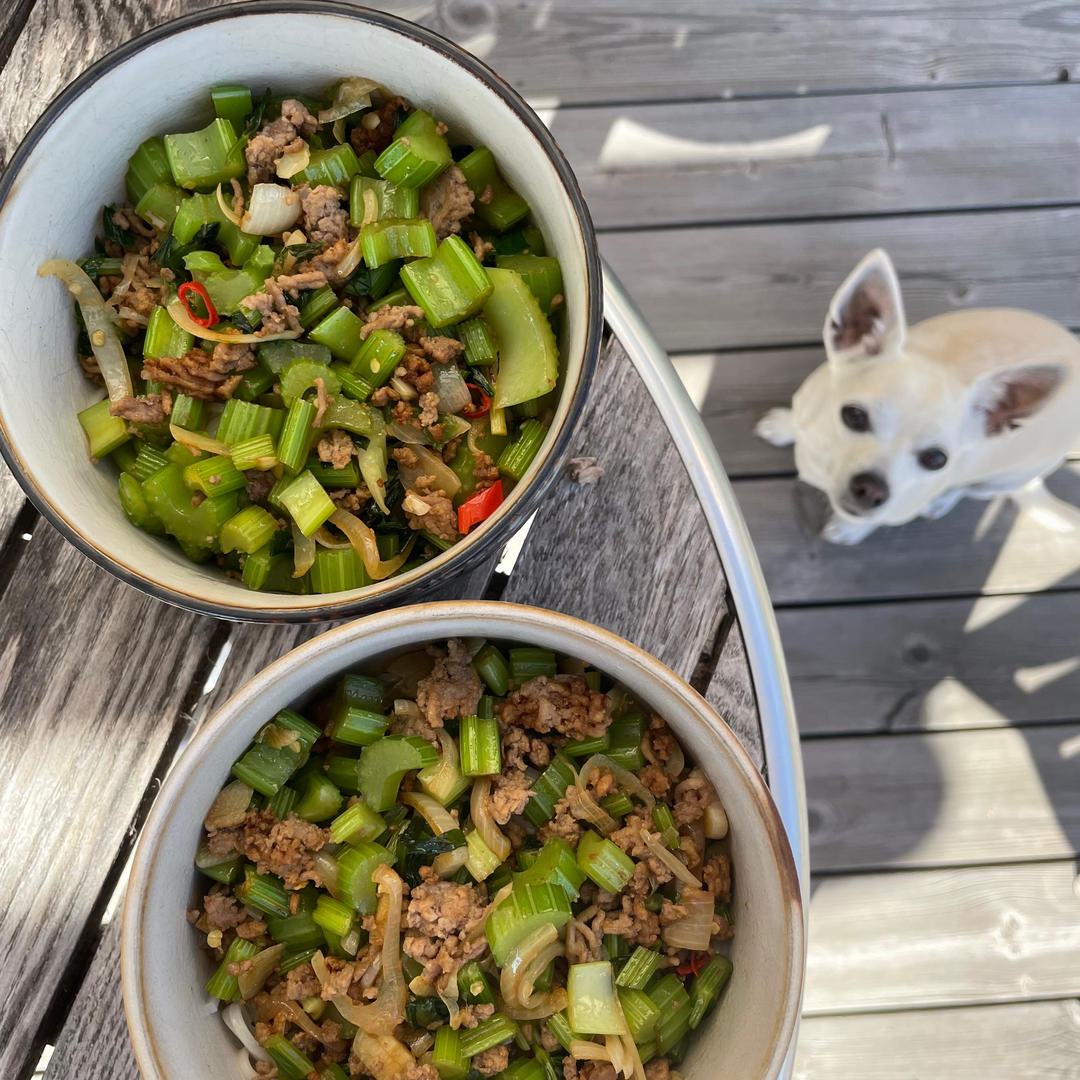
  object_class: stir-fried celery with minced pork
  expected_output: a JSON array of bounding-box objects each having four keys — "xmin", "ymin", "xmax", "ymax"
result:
[
  {"xmin": 191, "ymin": 640, "xmax": 735, "ymax": 1080},
  {"xmin": 41, "ymin": 80, "xmax": 563, "ymax": 593}
]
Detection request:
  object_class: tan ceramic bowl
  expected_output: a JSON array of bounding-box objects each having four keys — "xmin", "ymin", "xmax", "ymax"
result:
[
  {"xmin": 122, "ymin": 601, "xmax": 804, "ymax": 1080},
  {"xmin": 0, "ymin": 4, "xmax": 600, "ymax": 620}
]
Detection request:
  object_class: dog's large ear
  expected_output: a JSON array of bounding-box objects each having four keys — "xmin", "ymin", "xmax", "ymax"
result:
[
  {"xmin": 967, "ymin": 363, "xmax": 1068, "ymax": 437},
  {"xmin": 823, "ymin": 248, "xmax": 907, "ymax": 368}
]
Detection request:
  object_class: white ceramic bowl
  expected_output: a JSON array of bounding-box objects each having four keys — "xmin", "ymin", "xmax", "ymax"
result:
[
  {"xmin": 123, "ymin": 601, "xmax": 805, "ymax": 1080},
  {"xmin": 0, "ymin": 3, "xmax": 601, "ymax": 620}
]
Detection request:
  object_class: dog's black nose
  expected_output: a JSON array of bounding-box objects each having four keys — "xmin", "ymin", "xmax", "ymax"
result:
[{"xmin": 849, "ymin": 471, "xmax": 889, "ymax": 509}]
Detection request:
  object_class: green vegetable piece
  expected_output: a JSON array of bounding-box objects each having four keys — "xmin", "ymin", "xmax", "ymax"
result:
[
  {"xmin": 349, "ymin": 328, "xmax": 406, "ymax": 388},
  {"xmin": 485, "ymin": 883, "xmax": 573, "ymax": 966},
  {"xmin": 277, "ymin": 470, "xmax": 336, "ymax": 536},
  {"xmin": 231, "ymin": 433, "xmax": 277, "ymax": 472},
  {"xmin": 354, "ymin": 736, "xmax": 439, "ymax": 811},
  {"xmin": 126, "ymin": 136, "xmax": 172, "ymax": 205},
  {"xmin": 277, "ymin": 397, "xmax": 318, "ymax": 475},
  {"xmin": 183, "ymin": 454, "xmax": 247, "ymax": 497},
  {"xmin": 294, "ymin": 770, "xmax": 343, "ymax": 823},
  {"xmin": 577, "ymin": 830, "xmax": 635, "ymax": 893},
  {"xmin": 360, "ymin": 217, "xmax": 437, "ymax": 268},
  {"xmin": 309, "ymin": 548, "xmax": 370, "ymax": 593},
  {"xmin": 194, "ymin": 842, "xmax": 243, "ymax": 884},
  {"xmin": 220, "ymin": 505, "xmax": 278, "ymax": 555},
  {"xmin": 497, "ymin": 419, "xmax": 547, "ymax": 482},
  {"xmin": 472, "ymin": 643, "xmax": 511, "ymax": 695},
  {"xmin": 280, "ymin": 358, "xmax": 341, "ymax": 404},
  {"xmin": 135, "ymin": 182, "xmax": 185, "ymax": 229},
  {"xmin": 375, "ymin": 114, "xmax": 451, "ymax": 188},
  {"xmin": 294, "ymin": 143, "xmax": 361, "ymax": 189},
  {"xmin": 142, "ymin": 463, "xmax": 238, "ymax": 554},
  {"xmin": 118, "ymin": 471, "xmax": 166, "ymax": 535},
  {"xmin": 211, "ymin": 84, "xmax": 253, "ymax": 126},
  {"xmin": 688, "ymin": 954, "xmax": 733, "ymax": 1029},
  {"xmin": 400, "ymin": 235, "xmax": 492, "ymax": 328},
  {"xmin": 616, "ymin": 946, "xmax": 663, "ymax": 990},
  {"xmin": 485, "ymin": 268, "xmax": 558, "ymax": 409},
  {"xmin": 618, "ymin": 986, "xmax": 660, "ymax": 1044},
  {"xmin": 309, "ymin": 306, "xmax": 368, "ymax": 362},
  {"xmin": 567, "ymin": 960, "xmax": 623, "ymax": 1036},
  {"xmin": 328, "ymin": 799, "xmax": 385, "ymax": 845},
  {"xmin": 457, "ymin": 146, "xmax": 530, "ymax": 232},
  {"xmin": 349, "ymin": 175, "xmax": 419, "ymax": 225},
  {"xmin": 264, "ymin": 1033, "xmax": 317, "ymax": 1080},
  {"xmin": 236, "ymin": 866, "xmax": 292, "ymax": 919},
  {"xmin": 494, "ymin": 254, "xmax": 563, "ymax": 315},
  {"xmin": 337, "ymin": 840, "xmax": 393, "ymax": 913},
  {"xmin": 216, "ymin": 398, "xmax": 284, "ymax": 445},
  {"xmin": 522, "ymin": 752, "xmax": 577, "ymax": 827},
  {"xmin": 266, "ymin": 911, "xmax": 326, "ymax": 950},
  {"xmin": 258, "ymin": 338, "xmax": 333, "ymax": 373},
  {"xmin": 164, "ymin": 117, "xmax": 245, "ymax": 190},
  {"xmin": 205, "ymin": 936, "xmax": 260, "ymax": 1001},
  {"xmin": 433, "ymin": 1025, "xmax": 469, "ymax": 1080},
  {"xmin": 78, "ymin": 398, "xmax": 130, "ymax": 459},
  {"xmin": 459, "ymin": 715, "xmax": 501, "ymax": 776},
  {"xmin": 514, "ymin": 837, "xmax": 587, "ymax": 900}
]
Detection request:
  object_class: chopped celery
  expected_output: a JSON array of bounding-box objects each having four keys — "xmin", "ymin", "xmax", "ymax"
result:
[
  {"xmin": 688, "ymin": 955, "xmax": 733, "ymax": 1028},
  {"xmin": 509, "ymin": 646, "xmax": 557, "ymax": 682},
  {"xmin": 307, "ymin": 454, "xmax": 360, "ymax": 489},
  {"xmin": 497, "ymin": 419, "xmax": 546, "ymax": 481},
  {"xmin": 276, "ymin": 471, "xmax": 336, "ymax": 536},
  {"xmin": 349, "ymin": 175, "xmax": 419, "ymax": 225},
  {"xmin": 205, "ymin": 937, "xmax": 260, "ymax": 1001},
  {"xmin": 457, "ymin": 146, "xmax": 530, "ymax": 231},
  {"xmin": 338, "ymin": 841, "xmax": 392, "ymax": 913},
  {"xmin": 294, "ymin": 770, "xmax": 343, "ymax": 822},
  {"xmin": 353, "ymin": 736, "xmax": 439, "ymax": 811},
  {"xmin": 277, "ymin": 398, "xmax": 318, "ymax": 475},
  {"xmin": 216, "ymin": 398, "xmax": 284, "ymax": 445},
  {"xmin": 78, "ymin": 398, "xmax": 130, "ymax": 459},
  {"xmin": 618, "ymin": 986, "xmax": 660, "ymax": 1044},
  {"xmin": 266, "ymin": 911, "xmax": 326, "ymax": 950},
  {"xmin": 210, "ymin": 84, "xmax": 252, "ymax": 126},
  {"xmin": 231, "ymin": 433, "xmax": 277, "ymax": 472},
  {"xmin": 164, "ymin": 117, "xmax": 245, "ymax": 190},
  {"xmin": 349, "ymin": 329, "xmax": 406, "ymax": 386},
  {"xmin": 494, "ymin": 254, "xmax": 563, "ymax": 315},
  {"xmin": 647, "ymin": 973, "xmax": 692, "ymax": 1054},
  {"xmin": 567, "ymin": 961, "xmax": 624, "ymax": 1036},
  {"xmin": 400, "ymin": 235, "xmax": 492, "ymax": 328},
  {"xmin": 485, "ymin": 883, "xmax": 573, "ymax": 965},
  {"xmin": 118, "ymin": 471, "xmax": 166, "ymax": 535},
  {"xmin": 170, "ymin": 394, "xmax": 205, "ymax": 431},
  {"xmin": 135, "ymin": 182, "xmax": 185, "ymax": 229},
  {"xmin": 309, "ymin": 306, "xmax": 367, "ymax": 362},
  {"xmin": 577, "ymin": 831, "xmax": 635, "ymax": 893},
  {"xmin": 329, "ymin": 799, "xmax": 385, "ymax": 846},
  {"xmin": 457, "ymin": 316, "xmax": 498, "ymax": 366},
  {"xmin": 294, "ymin": 143, "xmax": 361, "ymax": 189},
  {"xmin": 310, "ymin": 548, "xmax": 370, "ymax": 593},
  {"xmin": 183, "ymin": 454, "xmax": 247, "ymax": 497},
  {"xmin": 522, "ymin": 752, "xmax": 577, "ymax": 827},
  {"xmin": 514, "ymin": 837, "xmax": 587, "ymax": 900},
  {"xmin": 375, "ymin": 112, "xmax": 451, "ymax": 188},
  {"xmin": 258, "ymin": 338, "xmax": 333, "ymax": 373},
  {"xmin": 142, "ymin": 464, "xmax": 238, "ymax": 554},
  {"xmin": 220, "ymin": 505, "xmax": 278, "ymax": 554},
  {"xmin": 485, "ymin": 268, "xmax": 558, "ymax": 409},
  {"xmin": 616, "ymin": 947, "xmax": 662, "ymax": 990},
  {"xmin": 360, "ymin": 217, "xmax": 437, "ymax": 268},
  {"xmin": 459, "ymin": 715, "xmax": 501, "ymax": 776},
  {"xmin": 280, "ymin": 358, "xmax": 341, "ymax": 405},
  {"xmin": 172, "ymin": 191, "xmax": 260, "ymax": 266},
  {"xmin": 126, "ymin": 136, "xmax": 172, "ymax": 205},
  {"xmin": 433, "ymin": 1025, "xmax": 469, "ymax": 1080},
  {"xmin": 472, "ymin": 643, "xmax": 511, "ymax": 695}
]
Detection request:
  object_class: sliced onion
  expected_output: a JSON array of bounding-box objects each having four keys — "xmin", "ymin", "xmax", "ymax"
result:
[
  {"xmin": 615, "ymin": 999, "xmax": 648, "ymax": 1080},
  {"xmin": 39, "ymin": 259, "xmax": 133, "ymax": 403},
  {"xmin": 579, "ymin": 755, "xmax": 654, "ymax": 817},
  {"xmin": 571, "ymin": 1039, "xmax": 615, "ymax": 1064},
  {"xmin": 165, "ymin": 297, "xmax": 301, "ymax": 342},
  {"xmin": 501, "ymin": 988, "xmax": 569, "ymax": 1021},
  {"xmin": 640, "ymin": 828, "xmax": 702, "ymax": 888},
  {"xmin": 402, "ymin": 491, "xmax": 432, "ymax": 516},
  {"xmin": 431, "ymin": 363, "xmax": 471, "ymax": 414},
  {"xmin": 329, "ymin": 865, "xmax": 406, "ymax": 1033},
  {"xmin": 276, "ymin": 144, "xmax": 311, "ymax": 180},
  {"xmin": 329, "ymin": 507, "xmax": 415, "ymax": 580},
  {"xmin": 390, "ymin": 375, "xmax": 417, "ymax": 401},
  {"xmin": 411, "ymin": 1030, "xmax": 436, "ymax": 1054},
  {"xmin": 401, "ymin": 791, "xmax": 459, "ymax": 835},
  {"xmin": 395, "ymin": 444, "xmax": 462, "ymax": 499},
  {"xmin": 170, "ymin": 424, "xmax": 231, "ymax": 457},
  {"xmin": 500, "ymin": 923, "xmax": 562, "ymax": 1008},
  {"xmin": 313, "ymin": 526, "xmax": 352, "ymax": 550},
  {"xmin": 471, "ymin": 882, "xmax": 513, "ymax": 943},
  {"xmin": 661, "ymin": 888, "xmax": 716, "ymax": 951},
  {"xmin": 704, "ymin": 800, "xmax": 729, "ymax": 840},
  {"xmin": 566, "ymin": 784, "xmax": 618, "ymax": 837},
  {"xmin": 383, "ymin": 650, "xmax": 435, "ymax": 696},
  {"xmin": 204, "ymin": 778, "xmax": 253, "ymax": 830},
  {"xmin": 471, "ymin": 777, "xmax": 511, "ymax": 861},
  {"xmin": 437, "ymin": 978, "xmax": 462, "ymax": 1030},
  {"xmin": 318, "ymin": 77, "xmax": 379, "ymax": 123},
  {"xmin": 106, "ymin": 252, "xmax": 141, "ymax": 308},
  {"xmin": 431, "ymin": 844, "xmax": 470, "ymax": 880},
  {"xmin": 237, "ymin": 943, "xmax": 285, "ymax": 999},
  {"xmin": 663, "ymin": 740, "xmax": 686, "ymax": 780},
  {"xmin": 331, "ymin": 234, "xmax": 364, "ymax": 282},
  {"xmin": 216, "ymin": 183, "xmax": 243, "ymax": 227},
  {"xmin": 312, "ymin": 851, "xmax": 341, "ymax": 897},
  {"xmin": 387, "ymin": 420, "xmax": 432, "ymax": 446},
  {"xmin": 292, "ymin": 522, "xmax": 315, "ymax": 578},
  {"xmin": 221, "ymin": 1003, "xmax": 272, "ymax": 1062},
  {"xmin": 241, "ymin": 183, "xmax": 302, "ymax": 236}
]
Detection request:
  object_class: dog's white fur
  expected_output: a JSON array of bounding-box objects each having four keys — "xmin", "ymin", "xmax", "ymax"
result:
[{"xmin": 755, "ymin": 249, "xmax": 1080, "ymax": 543}]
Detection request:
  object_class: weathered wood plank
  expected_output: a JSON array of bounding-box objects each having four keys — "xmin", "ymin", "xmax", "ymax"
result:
[
  {"xmin": 0, "ymin": 522, "xmax": 220, "ymax": 1076},
  {"xmin": 795, "ymin": 999, "xmax": 1080, "ymax": 1079},
  {"xmin": 703, "ymin": 616, "xmax": 764, "ymax": 771},
  {"xmin": 804, "ymin": 860, "xmax": 1080, "ymax": 1013},
  {"xmin": 499, "ymin": 337, "xmax": 737, "ymax": 702},
  {"xmin": 0, "ymin": 457, "xmax": 30, "ymax": 548},
  {"xmin": 552, "ymin": 84, "xmax": 1080, "ymax": 230},
  {"xmin": 805, "ymin": 723, "xmax": 1080, "ymax": 872},
  {"xmin": 738, "ymin": 463, "xmax": 1080, "ymax": 606},
  {"xmin": 780, "ymin": 591, "xmax": 1080, "ymax": 737},
  {"xmin": 602, "ymin": 207, "xmax": 1080, "ymax": 353}
]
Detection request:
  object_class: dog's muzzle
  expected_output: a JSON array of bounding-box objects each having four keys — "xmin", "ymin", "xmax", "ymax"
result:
[{"xmin": 847, "ymin": 470, "xmax": 890, "ymax": 512}]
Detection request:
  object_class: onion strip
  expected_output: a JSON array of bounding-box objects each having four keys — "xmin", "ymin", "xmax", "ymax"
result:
[
  {"xmin": 216, "ymin": 183, "xmax": 243, "ymax": 227},
  {"xmin": 292, "ymin": 522, "xmax": 316, "ymax": 578},
  {"xmin": 38, "ymin": 259, "xmax": 133, "ymax": 403},
  {"xmin": 661, "ymin": 888, "xmax": 716, "ymax": 951},
  {"xmin": 663, "ymin": 740, "xmax": 685, "ymax": 780},
  {"xmin": 640, "ymin": 828, "xmax": 702, "ymax": 887},
  {"xmin": 401, "ymin": 791, "xmax": 459, "ymax": 836},
  {"xmin": 221, "ymin": 1003, "xmax": 272, "ymax": 1062},
  {"xmin": 579, "ymin": 754, "xmax": 655, "ymax": 816},
  {"xmin": 566, "ymin": 784, "xmax": 618, "ymax": 836},
  {"xmin": 313, "ymin": 526, "xmax": 352, "ymax": 550},
  {"xmin": 471, "ymin": 777, "xmax": 511, "ymax": 861},
  {"xmin": 394, "ymin": 444, "xmax": 461, "ymax": 499},
  {"xmin": 165, "ymin": 297, "xmax": 301, "ymax": 342},
  {"xmin": 170, "ymin": 424, "xmax": 231, "ymax": 457},
  {"xmin": 501, "ymin": 989, "xmax": 568, "ymax": 1020},
  {"xmin": 328, "ymin": 508, "xmax": 415, "ymax": 580},
  {"xmin": 331, "ymin": 233, "xmax": 364, "ymax": 282},
  {"xmin": 276, "ymin": 144, "xmax": 311, "ymax": 180},
  {"xmin": 318, "ymin": 77, "xmax": 378, "ymax": 123},
  {"xmin": 241, "ymin": 183, "xmax": 302, "ymax": 236}
]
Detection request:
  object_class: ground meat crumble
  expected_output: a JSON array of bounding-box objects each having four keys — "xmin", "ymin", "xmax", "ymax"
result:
[
  {"xmin": 421, "ymin": 165, "xmax": 475, "ymax": 241},
  {"xmin": 500, "ymin": 675, "xmax": 611, "ymax": 739},
  {"xmin": 414, "ymin": 638, "xmax": 482, "ymax": 726},
  {"xmin": 401, "ymin": 867, "xmax": 488, "ymax": 990}
]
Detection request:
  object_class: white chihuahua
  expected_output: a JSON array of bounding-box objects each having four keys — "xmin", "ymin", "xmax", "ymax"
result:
[{"xmin": 755, "ymin": 249, "xmax": 1080, "ymax": 544}]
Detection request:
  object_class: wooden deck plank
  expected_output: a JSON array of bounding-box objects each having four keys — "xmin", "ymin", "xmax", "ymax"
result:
[
  {"xmin": 780, "ymin": 591, "xmax": 1080, "ymax": 737},
  {"xmin": 804, "ymin": 861, "xmax": 1080, "ymax": 1013},
  {"xmin": 738, "ymin": 463, "xmax": 1080, "ymax": 606},
  {"xmin": 0, "ymin": 523, "xmax": 220, "ymax": 1076},
  {"xmin": 795, "ymin": 999, "xmax": 1080, "ymax": 1079},
  {"xmin": 552, "ymin": 84, "xmax": 1080, "ymax": 230},
  {"xmin": 0, "ymin": 458, "xmax": 30, "ymax": 547},
  {"xmin": 601, "ymin": 207, "xmax": 1080, "ymax": 353},
  {"xmin": 805, "ymin": 723, "xmax": 1080, "ymax": 872},
  {"xmin": 500, "ymin": 337, "xmax": 745, "ymax": 714},
  {"xmin": 703, "ymin": 616, "xmax": 765, "ymax": 771}
]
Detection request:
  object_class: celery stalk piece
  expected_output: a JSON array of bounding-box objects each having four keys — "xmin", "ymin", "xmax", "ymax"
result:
[
  {"xmin": 220, "ymin": 505, "xmax": 278, "ymax": 555},
  {"xmin": 78, "ymin": 398, "xmax": 130, "ymax": 459},
  {"xmin": 280, "ymin": 358, "xmax": 341, "ymax": 405},
  {"xmin": 327, "ymin": 704, "xmax": 387, "ymax": 746},
  {"xmin": 298, "ymin": 283, "xmax": 339, "ymax": 329},
  {"xmin": 485, "ymin": 268, "xmax": 559, "ymax": 409},
  {"xmin": 309, "ymin": 548, "xmax": 370, "ymax": 593},
  {"xmin": 294, "ymin": 143, "xmax": 361, "ymax": 189},
  {"xmin": 497, "ymin": 419, "xmax": 547, "ymax": 482},
  {"xmin": 328, "ymin": 799, "xmax": 385, "ymax": 845},
  {"xmin": 210, "ymin": 84, "xmax": 252, "ymax": 125},
  {"xmin": 118, "ymin": 472, "xmax": 166, "ymax": 535},
  {"xmin": 264, "ymin": 1034, "xmax": 317, "ymax": 1080},
  {"xmin": 231, "ymin": 362, "xmax": 276, "ymax": 403},
  {"xmin": 457, "ymin": 960, "xmax": 497, "ymax": 1005},
  {"xmin": 257, "ymin": 339, "xmax": 333, "ymax": 373},
  {"xmin": 164, "ymin": 117, "xmax": 245, "ymax": 190},
  {"xmin": 306, "ymin": 454, "xmax": 361, "ymax": 489},
  {"xmin": 359, "ymin": 218, "xmax": 437, "ymax": 268},
  {"xmin": 312, "ymin": 895, "xmax": 355, "ymax": 938},
  {"xmin": 417, "ymin": 738, "xmax": 471, "ymax": 807},
  {"xmin": 216, "ymin": 399, "xmax": 285, "ymax": 446},
  {"xmin": 183, "ymin": 454, "xmax": 247, "ymax": 497},
  {"xmin": 277, "ymin": 398, "xmax": 318, "ymax": 475},
  {"xmin": 375, "ymin": 116, "xmax": 452, "ymax": 188},
  {"xmin": 236, "ymin": 866, "xmax": 291, "ymax": 919},
  {"xmin": 433, "ymin": 1025, "xmax": 469, "ymax": 1080},
  {"xmin": 294, "ymin": 770, "xmax": 343, "ymax": 822},
  {"xmin": 171, "ymin": 191, "xmax": 260, "ymax": 265},
  {"xmin": 135, "ymin": 182, "xmax": 185, "ymax": 229},
  {"xmin": 142, "ymin": 464, "xmax": 238, "ymax": 555},
  {"xmin": 459, "ymin": 715, "xmax": 501, "ymax": 776},
  {"xmin": 457, "ymin": 316, "xmax": 498, "ymax": 366},
  {"xmin": 126, "ymin": 136, "xmax": 172, "ymax": 205},
  {"xmin": 648, "ymin": 973, "xmax": 693, "ymax": 1055},
  {"xmin": 337, "ymin": 841, "xmax": 392, "ymax": 913},
  {"xmin": 545, "ymin": 1011, "xmax": 578, "ymax": 1052},
  {"xmin": 205, "ymin": 937, "xmax": 261, "ymax": 1001},
  {"xmin": 458, "ymin": 1014, "xmax": 519, "ymax": 1057},
  {"xmin": 457, "ymin": 146, "xmax": 530, "ymax": 232},
  {"xmin": 266, "ymin": 911, "xmax": 326, "ymax": 950},
  {"xmin": 401, "ymin": 235, "xmax": 493, "ymax": 328},
  {"xmin": 514, "ymin": 836, "xmax": 588, "ymax": 900},
  {"xmin": 353, "ymin": 736, "xmax": 439, "ymax": 811},
  {"xmin": 349, "ymin": 328, "xmax": 406, "ymax": 387},
  {"xmin": 567, "ymin": 961, "xmax": 624, "ymax": 1036},
  {"xmin": 231, "ymin": 433, "xmax": 277, "ymax": 472},
  {"xmin": 350, "ymin": 175, "xmax": 420, "ymax": 225},
  {"xmin": 509, "ymin": 646, "xmax": 557, "ymax": 682},
  {"xmin": 309, "ymin": 306, "xmax": 368, "ymax": 362},
  {"xmin": 576, "ymin": 830, "xmax": 636, "ymax": 893},
  {"xmin": 616, "ymin": 946, "xmax": 663, "ymax": 990},
  {"xmin": 494, "ymin": 253, "xmax": 564, "ymax": 315},
  {"xmin": 522, "ymin": 752, "xmax": 577, "ymax": 827},
  {"xmin": 471, "ymin": 643, "xmax": 511, "ymax": 695},
  {"xmin": 485, "ymin": 883, "xmax": 573, "ymax": 965},
  {"xmin": 688, "ymin": 954, "xmax": 733, "ymax": 1028},
  {"xmin": 194, "ymin": 842, "xmax": 243, "ymax": 884},
  {"xmin": 170, "ymin": 394, "xmax": 205, "ymax": 432},
  {"xmin": 276, "ymin": 471, "xmax": 336, "ymax": 536},
  {"xmin": 128, "ymin": 443, "xmax": 170, "ymax": 484}
]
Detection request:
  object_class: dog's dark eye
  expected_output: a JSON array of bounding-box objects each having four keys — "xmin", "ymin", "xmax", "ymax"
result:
[
  {"xmin": 841, "ymin": 405, "xmax": 871, "ymax": 433},
  {"xmin": 918, "ymin": 447, "xmax": 948, "ymax": 471}
]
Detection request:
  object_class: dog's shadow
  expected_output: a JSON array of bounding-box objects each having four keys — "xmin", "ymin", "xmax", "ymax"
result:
[{"xmin": 783, "ymin": 462, "xmax": 1080, "ymax": 873}]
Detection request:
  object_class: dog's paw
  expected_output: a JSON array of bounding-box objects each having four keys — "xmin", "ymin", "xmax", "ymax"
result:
[
  {"xmin": 821, "ymin": 515, "xmax": 875, "ymax": 545},
  {"xmin": 754, "ymin": 407, "xmax": 796, "ymax": 447}
]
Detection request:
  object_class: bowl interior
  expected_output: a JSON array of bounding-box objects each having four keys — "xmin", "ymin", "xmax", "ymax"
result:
[
  {"xmin": 0, "ymin": 6, "xmax": 593, "ymax": 615},
  {"xmin": 124, "ymin": 604, "xmax": 803, "ymax": 1080}
]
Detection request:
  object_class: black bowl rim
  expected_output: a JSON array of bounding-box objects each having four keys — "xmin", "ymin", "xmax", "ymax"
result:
[{"xmin": 0, "ymin": 0, "xmax": 602, "ymax": 623}]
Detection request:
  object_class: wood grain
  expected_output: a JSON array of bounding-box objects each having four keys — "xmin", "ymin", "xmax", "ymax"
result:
[
  {"xmin": 738, "ymin": 463, "xmax": 1080, "ymax": 606},
  {"xmin": 0, "ymin": 522, "xmax": 218, "ymax": 1076},
  {"xmin": 795, "ymin": 999, "xmax": 1080, "ymax": 1079},
  {"xmin": 703, "ymin": 616, "xmax": 764, "ymax": 771},
  {"xmin": 779, "ymin": 590, "xmax": 1080, "ymax": 736},
  {"xmin": 804, "ymin": 860, "xmax": 1080, "ymax": 1013},
  {"xmin": 552, "ymin": 83, "xmax": 1080, "ymax": 230},
  {"xmin": 601, "ymin": 207, "xmax": 1080, "ymax": 353},
  {"xmin": 804, "ymin": 723, "xmax": 1080, "ymax": 872},
  {"xmin": 0, "ymin": 457, "xmax": 30, "ymax": 548}
]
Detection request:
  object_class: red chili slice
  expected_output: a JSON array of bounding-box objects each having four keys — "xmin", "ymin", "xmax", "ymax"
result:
[
  {"xmin": 177, "ymin": 280, "xmax": 219, "ymax": 328},
  {"xmin": 676, "ymin": 952, "xmax": 709, "ymax": 977},
  {"xmin": 457, "ymin": 480, "xmax": 504, "ymax": 534},
  {"xmin": 461, "ymin": 382, "xmax": 492, "ymax": 419}
]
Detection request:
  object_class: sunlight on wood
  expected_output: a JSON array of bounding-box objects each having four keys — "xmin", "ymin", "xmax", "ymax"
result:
[
  {"xmin": 921, "ymin": 677, "xmax": 1008, "ymax": 728},
  {"xmin": 670, "ymin": 353, "xmax": 716, "ymax": 411},
  {"xmin": 598, "ymin": 116, "xmax": 831, "ymax": 170},
  {"xmin": 1013, "ymin": 657, "xmax": 1080, "ymax": 695},
  {"xmin": 1057, "ymin": 732, "xmax": 1080, "ymax": 760}
]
